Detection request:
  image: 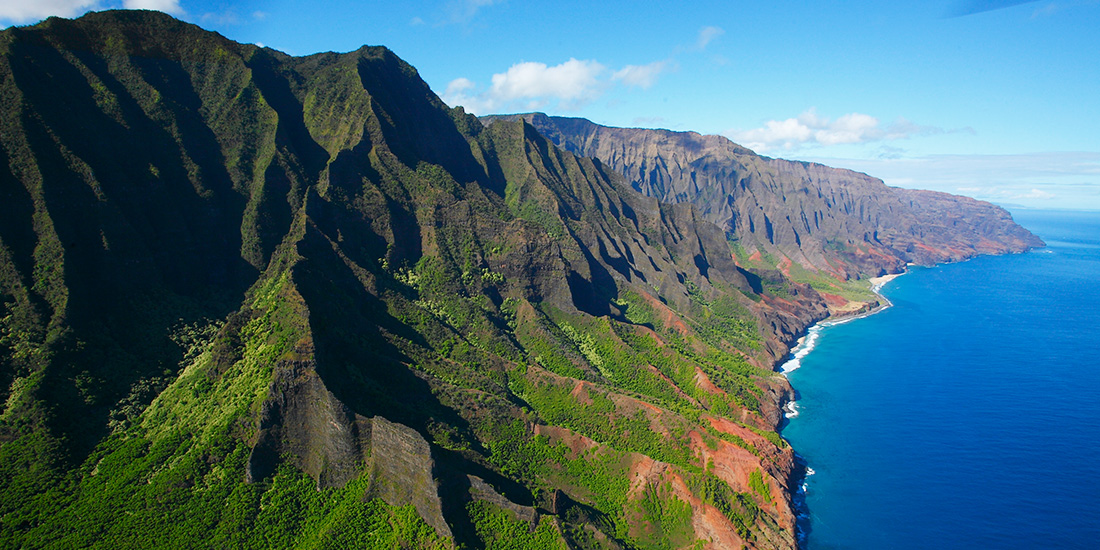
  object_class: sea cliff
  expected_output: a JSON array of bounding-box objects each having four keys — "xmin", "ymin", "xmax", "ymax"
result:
[
  {"xmin": 0, "ymin": 11, "xmax": 1043, "ymax": 549},
  {"xmin": 485, "ymin": 113, "xmax": 1046, "ymax": 546}
]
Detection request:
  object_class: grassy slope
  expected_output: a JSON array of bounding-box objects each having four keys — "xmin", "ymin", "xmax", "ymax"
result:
[{"xmin": 0, "ymin": 11, "xmax": 818, "ymax": 549}]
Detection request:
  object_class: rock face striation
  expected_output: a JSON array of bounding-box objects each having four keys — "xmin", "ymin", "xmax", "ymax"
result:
[
  {"xmin": 483, "ymin": 114, "xmax": 1043, "ymax": 280},
  {"xmin": 0, "ymin": 11, "xmax": 1038, "ymax": 550},
  {"xmin": 0, "ymin": 11, "xmax": 826, "ymax": 549}
]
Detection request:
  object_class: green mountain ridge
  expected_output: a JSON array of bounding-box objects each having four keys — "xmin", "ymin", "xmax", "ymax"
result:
[
  {"xmin": 0, "ymin": 11, "xmax": 1039, "ymax": 550},
  {"xmin": 482, "ymin": 113, "xmax": 1043, "ymax": 284},
  {"xmin": 0, "ymin": 10, "xmax": 828, "ymax": 549}
]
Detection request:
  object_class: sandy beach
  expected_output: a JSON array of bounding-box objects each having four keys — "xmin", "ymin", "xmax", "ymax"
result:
[{"xmin": 868, "ymin": 272, "xmax": 904, "ymax": 292}]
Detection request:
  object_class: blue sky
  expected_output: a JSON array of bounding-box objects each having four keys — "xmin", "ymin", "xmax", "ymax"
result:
[{"xmin": 3, "ymin": 0, "xmax": 1099, "ymax": 210}]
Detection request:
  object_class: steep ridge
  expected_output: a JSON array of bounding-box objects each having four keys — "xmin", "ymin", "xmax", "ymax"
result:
[
  {"xmin": 0, "ymin": 11, "xmax": 829, "ymax": 549},
  {"xmin": 483, "ymin": 114, "xmax": 1043, "ymax": 283}
]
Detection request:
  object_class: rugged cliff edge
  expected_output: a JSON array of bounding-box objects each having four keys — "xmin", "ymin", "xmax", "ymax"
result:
[
  {"xmin": 482, "ymin": 114, "xmax": 1043, "ymax": 282},
  {"xmin": 478, "ymin": 114, "xmax": 1045, "ymax": 543},
  {"xmin": 0, "ymin": 11, "xmax": 826, "ymax": 549},
  {"xmin": 0, "ymin": 11, "xmax": 1039, "ymax": 550}
]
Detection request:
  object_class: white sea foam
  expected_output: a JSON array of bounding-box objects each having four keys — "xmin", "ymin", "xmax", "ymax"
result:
[
  {"xmin": 780, "ymin": 325, "xmax": 823, "ymax": 374},
  {"xmin": 801, "ymin": 467, "xmax": 816, "ymax": 493},
  {"xmin": 779, "ymin": 284, "xmax": 891, "ymax": 376},
  {"xmin": 783, "ymin": 401, "xmax": 800, "ymax": 419}
]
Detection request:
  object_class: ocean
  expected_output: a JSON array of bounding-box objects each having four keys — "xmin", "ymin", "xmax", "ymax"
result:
[{"xmin": 780, "ymin": 209, "xmax": 1100, "ymax": 549}]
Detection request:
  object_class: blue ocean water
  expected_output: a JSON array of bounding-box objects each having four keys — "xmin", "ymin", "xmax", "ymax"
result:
[{"xmin": 780, "ymin": 209, "xmax": 1100, "ymax": 549}]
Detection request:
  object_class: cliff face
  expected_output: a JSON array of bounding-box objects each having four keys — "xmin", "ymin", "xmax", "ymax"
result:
[
  {"xmin": 0, "ymin": 12, "xmax": 1046, "ymax": 549},
  {"xmin": 484, "ymin": 114, "xmax": 1044, "ymax": 280},
  {"xmin": 0, "ymin": 11, "xmax": 824, "ymax": 549}
]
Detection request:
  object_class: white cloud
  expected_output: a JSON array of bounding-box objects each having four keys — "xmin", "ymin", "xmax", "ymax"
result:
[
  {"xmin": 816, "ymin": 112, "xmax": 879, "ymax": 145},
  {"xmin": 489, "ymin": 58, "xmax": 605, "ymax": 102},
  {"xmin": 696, "ymin": 26, "xmax": 724, "ymax": 50},
  {"xmin": 729, "ymin": 108, "xmax": 943, "ymax": 152},
  {"xmin": 445, "ymin": 0, "xmax": 502, "ymax": 24},
  {"xmin": 441, "ymin": 77, "xmax": 498, "ymax": 115},
  {"xmin": 804, "ymin": 152, "xmax": 1100, "ymax": 210},
  {"xmin": 201, "ymin": 10, "xmax": 239, "ymax": 25},
  {"xmin": 958, "ymin": 186, "xmax": 1056, "ymax": 201},
  {"xmin": 0, "ymin": 0, "xmax": 98, "ymax": 23},
  {"xmin": 442, "ymin": 24, "xmax": 714, "ymax": 115},
  {"xmin": 444, "ymin": 58, "xmax": 612, "ymax": 114},
  {"xmin": 445, "ymin": 77, "xmax": 476, "ymax": 95},
  {"xmin": 739, "ymin": 117, "xmax": 813, "ymax": 147},
  {"xmin": 123, "ymin": 0, "xmax": 183, "ymax": 15},
  {"xmin": 612, "ymin": 61, "xmax": 667, "ymax": 89},
  {"xmin": 1018, "ymin": 188, "xmax": 1055, "ymax": 200},
  {"xmin": 443, "ymin": 56, "xmax": 674, "ymax": 115}
]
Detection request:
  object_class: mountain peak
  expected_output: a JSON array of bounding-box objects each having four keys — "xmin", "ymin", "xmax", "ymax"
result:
[
  {"xmin": 491, "ymin": 114, "xmax": 1042, "ymax": 285},
  {"xmin": 0, "ymin": 14, "xmax": 822, "ymax": 548},
  {"xmin": 0, "ymin": 13, "xmax": 1039, "ymax": 549}
]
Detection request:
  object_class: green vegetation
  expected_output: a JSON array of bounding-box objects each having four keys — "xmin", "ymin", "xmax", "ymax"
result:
[
  {"xmin": 682, "ymin": 471, "xmax": 764, "ymax": 540},
  {"xmin": 0, "ymin": 11, "xmax": 806, "ymax": 550},
  {"xmin": 468, "ymin": 501, "xmax": 568, "ymax": 550},
  {"xmin": 630, "ymin": 483, "xmax": 698, "ymax": 549},
  {"xmin": 783, "ymin": 261, "xmax": 878, "ymax": 303},
  {"xmin": 611, "ymin": 289, "xmax": 657, "ymax": 327},
  {"xmin": 0, "ymin": 433, "xmax": 447, "ymax": 549},
  {"xmin": 731, "ymin": 241, "xmax": 879, "ymax": 304},
  {"xmin": 749, "ymin": 469, "xmax": 773, "ymax": 502}
]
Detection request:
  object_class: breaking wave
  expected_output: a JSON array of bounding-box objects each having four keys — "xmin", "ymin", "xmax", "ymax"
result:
[{"xmin": 780, "ymin": 325, "xmax": 824, "ymax": 374}]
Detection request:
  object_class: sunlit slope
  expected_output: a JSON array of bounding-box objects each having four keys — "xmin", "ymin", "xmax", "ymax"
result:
[{"xmin": 0, "ymin": 11, "xmax": 833, "ymax": 549}]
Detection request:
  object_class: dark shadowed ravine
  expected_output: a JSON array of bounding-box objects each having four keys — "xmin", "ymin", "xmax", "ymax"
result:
[{"xmin": 0, "ymin": 10, "xmax": 1047, "ymax": 550}]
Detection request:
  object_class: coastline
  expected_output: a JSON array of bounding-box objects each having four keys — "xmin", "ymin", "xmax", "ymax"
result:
[
  {"xmin": 775, "ymin": 246, "xmax": 1042, "ymax": 546},
  {"xmin": 868, "ymin": 272, "xmax": 904, "ymax": 293},
  {"xmin": 776, "ymin": 269, "xmax": 908, "ymax": 546},
  {"xmin": 778, "ymin": 268, "xmax": 909, "ymax": 396},
  {"xmin": 783, "ymin": 270, "xmax": 907, "ymax": 375},
  {"xmin": 767, "ymin": 231, "xmax": 1093, "ymax": 548}
]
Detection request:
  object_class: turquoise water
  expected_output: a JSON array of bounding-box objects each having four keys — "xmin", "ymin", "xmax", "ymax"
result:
[{"xmin": 781, "ymin": 209, "xmax": 1100, "ymax": 549}]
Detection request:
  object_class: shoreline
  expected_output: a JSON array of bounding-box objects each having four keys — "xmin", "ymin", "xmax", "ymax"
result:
[
  {"xmin": 780, "ymin": 269, "xmax": 907, "ymax": 375},
  {"xmin": 777, "ymin": 269, "xmax": 908, "ymax": 546},
  {"xmin": 868, "ymin": 271, "xmax": 904, "ymax": 293}
]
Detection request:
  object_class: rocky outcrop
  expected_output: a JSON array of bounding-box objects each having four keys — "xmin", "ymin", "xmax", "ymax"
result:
[
  {"xmin": 467, "ymin": 474, "xmax": 539, "ymax": 525},
  {"xmin": 247, "ymin": 359, "xmax": 452, "ymax": 539},
  {"xmin": 246, "ymin": 358, "xmax": 373, "ymax": 488},
  {"xmin": 1, "ymin": 11, "xmax": 1045, "ymax": 550},
  {"xmin": 368, "ymin": 416, "xmax": 452, "ymax": 540}
]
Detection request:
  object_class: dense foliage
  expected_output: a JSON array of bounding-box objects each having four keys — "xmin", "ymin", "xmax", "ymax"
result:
[{"xmin": 0, "ymin": 10, "xmax": 847, "ymax": 550}]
